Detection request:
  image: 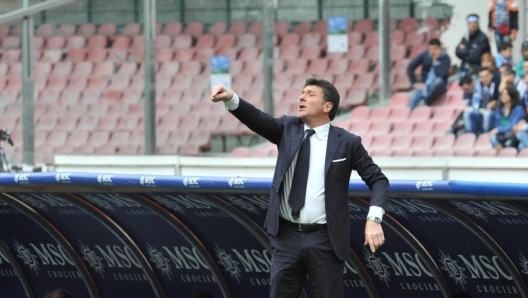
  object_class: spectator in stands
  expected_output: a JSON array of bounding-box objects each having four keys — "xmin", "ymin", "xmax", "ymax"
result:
[
  {"xmin": 456, "ymin": 14, "xmax": 491, "ymax": 77},
  {"xmin": 498, "ymin": 64, "xmax": 524, "ymax": 96},
  {"xmin": 488, "ymin": 0, "xmax": 519, "ymax": 49},
  {"xmin": 495, "ymin": 42, "xmax": 514, "ymax": 68},
  {"xmin": 481, "ymin": 53, "xmax": 501, "ymax": 86},
  {"xmin": 407, "ymin": 38, "xmax": 451, "ymax": 110},
  {"xmin": 489, "ymin": 86, "xmax": 526, "ymax": 150},
  {"xmin": 513, "ymin": 61, "xmax": 528, "ymax": 151},
  {"xmin": 479, "ymin": 67, "xmax": 500, "ymax": 109},
  {"xmin": 515, "ymin": 41, "xmax": 528, "ymax": 78},
  {"xmin": 211, "ymin": 78, "xmax": 389, "ymax": 298},
  {"xmin": 45, "ymin": 289, "xmax": 73, "ymax": 298},
  {"xmin": 460, "ymin": 75, "xmax": 492, "ymax": 136}
]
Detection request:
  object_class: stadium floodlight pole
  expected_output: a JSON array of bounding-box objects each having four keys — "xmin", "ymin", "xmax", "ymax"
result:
[
  {"xmin": 143, "ymin": 0, "xmax": 156, "ymax": 155},
  {"xmin": 378, "ymin": 0, "xmax": 391, "ymax": 104},
  {"xmin": 21, "ymin": 0, "xmax": 34, "ymax": 165},
  {"xmin": 262, "ymin": 0, "xmax": 276, "ymax": 116}
]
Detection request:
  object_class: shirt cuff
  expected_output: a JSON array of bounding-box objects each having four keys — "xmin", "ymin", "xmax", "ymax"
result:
[
  {"xmin": 224, "ymin": 92, "xmax": 240, "ymax": 111},
  {"xmin": 523, "ymin": 123, "xmax": 527, "ymax": 131},
  {"xmin": 367, "ymin": 206, "xmax": 385, "ymax": 220}
]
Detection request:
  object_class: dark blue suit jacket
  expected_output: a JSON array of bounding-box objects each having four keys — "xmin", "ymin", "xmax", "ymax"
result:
[{"xmin": 230, "ymin": 98, "xmax": 390, "ymax": 260}]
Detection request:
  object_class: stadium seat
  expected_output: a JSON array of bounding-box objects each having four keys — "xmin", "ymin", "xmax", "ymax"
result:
[
  {"xmin": 46, "ymin": 76, "xmax": 66, "ymax": 92},
  {"xmin": 294, "ymin": 22, "xmax": 312, "ymax": 35},
  {"xmin": 85, "ymin": 35, "xmax": 107, "ymax": 49},
  {"xmin": 76, "ymin": 23, "xmax": 96, "ymax": 36},
  {"xmin": 96, "ymin": 22, "xmax": 117, "ymax": 36},
  {"xmin": 306, "ymin": 59, "xmax": 328, "ymax": 75},
  {"xmin": 432, "ymin": 134, "xmax": 455, "ymax": 151},
  {"xmin": 431, "ymin": 106, "xmax": 457, "ymax": 123},
  {"xmin": 184, "ymin": 22, "xmax": 205, "ymax": 36},
  {"xmin": 2, "ymin": 36, "xmax": 20, "ymax": 49},
  {"xmin": 38, "ymin": 89, "xmax": 60, "ymax": 104},
  {"xmin": 422, "ymin": 18, "xmax": 439, "ymax": 31},
  {"xmin": 0, "ymin": 24, "xmax": 9, "ymax": 37},
  {"xmin": 228, "ymin": 21, "xmax": 248, "ymax": 36},
  {"xmin": 300, "ymin": 32, "xmax": 321, "ymax": 47},
  {"xmin": 369, "ymin": 135, "xmax": 393, "ymax": 151},
  {"xmin": 171, "ymin": 34, "xmax": 193, "ymax": 50},
  {"xmin": 391, "ymin": 31, "xmax": 406, "ymax": 45},
  {"xmin": 352, "ymin": 73, "xmax": 375, "ymax": 89},
  {"xmin": 408, "ymin": 106, "xmax": 432, "ymax": 124},
  {"xmin": 342, "ymin": 89, "xmax": 367, "ymax": 108},
  {"xmin": 349, "ymin": 122, "xmax": 370, "ymax": 136},
  {"xmin": 36, "ymin": 115, "xmax": 58, "ymax": 131},
  {"xmin": 431, "ymin": 122, "xmax": 452, "ymax": 137},
  {"xmin": 123, "ymin": 23, "xmax": 142, "ymax": 36},
  {"xmin": 453, "ymin": 133, "xmax": 476, "ymax": 151},
  {"xmin": 236, "ymin": 33, "xmax": 257, "ymax": 48},
  {"xmin": 36, "ymin": 23, "xmax": 56, "ymax": 37},
  {"xmin": 163, "ymin": 22, "xmax": 183, "ymax": 36},
  {"xmin": 348, "ymin": 59, "xmax": 370, "ymax": 75},
  {"xmin": 275, "ymin": 21, "xmax": 290, "ymax": 37},
  {"xmin": 354, "ymin": 19, "xmax": 374, "ymax": 33},
  {"xmin": 65, "ymin": 48, "xmax": 87, "ymax": 62},
  {"xmin": 517, "ymin": 148, "xmax": 528, "ymax": 157},
  {"xmin": 476, "ymin": 148, "xmax": 497, "ymax": 157},
  {"xmin": 363, "ymin": 31, "xmax": 378, "ymax": 47},
  {"xmin": 65, "ymin": 36, "xmax": 86, "ymax": 49},
  {"xmin": 209, "ymin": 22, "xmax": 227, "ymax": 35},
  {"xmin": 434, "ymin": 149, "xmax": 454, "ymax": 156},
  {"xmin": 369, "ymin": 122, "xmax": 392, "ymax": 136},
  {"xmin": 364, "ymin": 45, "xmax": 378, "ymax": 61},
  {"xmin": 188, "ymin": 130, "xmax": 211, "ymax": 148},
  {"xmin": 406, "ymin": 32, "xmax": 426, "ymax": 47},
  {"xmin": 283, "ymin": 59, "xmax": 307, "ymax": 75},
  {"xmin": 391, "ymin": 74, "xmax": 412, "ymax": 92},
  {"xmin": 391, "ymin": 135, "xmax": 412, "ymax": 151},
  {"xmin": 85, "ymin": 48, "xmax": 107, "ymax": 62},
  {"xmin": 230, "ymin": 146, "xmax": 250, "ymax": 157},
  {"xmin": 473, "ymin": 133, "xmax": 492, "ymax": 151},
  {"xmin": 398, "ymin": 18, "xmax": 418, "ymax": 32},
  {"xmin": 52, "ymin": 61, "xmax": 74, "ymax": 77},
  {"xmin": 40, "ymin": 49, "xmax": 62, "ymax": 63},
  {"xmin": 497, "ymin": 148, "xmax": 517, "ymax": 157},
  {"xmin": 389, "ymin": 92, "xmax": 410, "ymax": 106},
  {"xmin": 391, "ymin": 122, "xmax": 414, "ymax": 136}
]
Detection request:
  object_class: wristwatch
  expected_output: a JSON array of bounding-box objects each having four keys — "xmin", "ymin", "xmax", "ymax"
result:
[{"xmin": 366, "ymin": 216, "xmax": 382, "ymax": 224}]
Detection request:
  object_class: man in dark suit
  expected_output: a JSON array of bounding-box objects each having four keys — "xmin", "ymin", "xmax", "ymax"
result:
[{"xmin": 211, "ymin": 78, "xmax": 390, "ymax": 298}]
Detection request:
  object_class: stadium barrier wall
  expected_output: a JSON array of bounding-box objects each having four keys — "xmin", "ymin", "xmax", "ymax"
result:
[
  {"xmin": 54, "ymin": 155, "xmax": 528, "ymax": 183},
  {"xmin": 0, "ymin": 173, "xmax": 527, "ymax": 297}
]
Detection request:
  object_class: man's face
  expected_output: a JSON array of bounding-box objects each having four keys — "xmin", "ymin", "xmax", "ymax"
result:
[
  {"xmin": 298, "ymin": 85, "xmax": 331, "ymax": 122},
  {"xmin": 461, "ymin": 82, "xmax": 474, "ymax": 95},
  {"xmin": 501, "ymin": 47, "xmax": 512, "ymax": 59},
  {"xmin": 428, "ymin": 45, "xmax": 441, "ymax": 60},
  {"xmin": 468, "ymin": 21, "xmax": 479, "ymax": 33},
  {"xmin": 479, "ymin": 70, "xmax": 493, "ymax": 86}
]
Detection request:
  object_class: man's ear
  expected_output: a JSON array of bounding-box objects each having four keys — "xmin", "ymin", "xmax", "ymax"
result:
[{"xmin": 324, "ymin": 102, "xmax": 333, "ymax": 114}]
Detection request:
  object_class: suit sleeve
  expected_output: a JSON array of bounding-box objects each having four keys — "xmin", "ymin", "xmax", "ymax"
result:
[
  {"xmin": 351, "ymin": 136, "xmax": 390, "ymax": 210},
  {"xmin": 229, "ymin": 98, "xmax": 284, "ymax": 145}
]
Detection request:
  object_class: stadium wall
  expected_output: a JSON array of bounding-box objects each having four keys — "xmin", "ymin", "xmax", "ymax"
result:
[{"xmin": 53, "ymin": 155, "xmax": 528, "ymax": 183}]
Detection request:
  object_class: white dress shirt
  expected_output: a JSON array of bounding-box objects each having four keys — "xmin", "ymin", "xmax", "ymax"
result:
[{"xmin": 224, "ymin": 93, "xmax": 385, "ymax": 223}]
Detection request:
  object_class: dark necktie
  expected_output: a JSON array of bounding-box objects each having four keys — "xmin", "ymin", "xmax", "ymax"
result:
[{"xmin": 288, "ymin": 129, "xmax": 315, "ymax": 219}]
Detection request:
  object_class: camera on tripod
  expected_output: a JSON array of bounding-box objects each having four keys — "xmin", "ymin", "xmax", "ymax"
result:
[{"xmin": 0, "ymin": 128, "xmax": 14, "ymax": 146}]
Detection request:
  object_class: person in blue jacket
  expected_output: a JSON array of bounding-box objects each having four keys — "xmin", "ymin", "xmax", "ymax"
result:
[
  {"xmin": 407, "ymin": 38, "xmax": 451, "ymax": 110},
  {"xmin": 489, "ymin": 85, "xmax": 526, "ymax": 150}
]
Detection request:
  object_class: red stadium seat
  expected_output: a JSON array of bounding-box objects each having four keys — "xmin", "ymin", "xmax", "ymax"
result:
[
  {"xmin": 123, "ymin": 23, "xmax": 142, "ymax": 36},
  {"xmin": 76, "ymin": 23, "xmax": 96, "ymax": 36},
  {"xmin": 283, "ymin": 59, "xmax": 307, "ymax": 75},
  {"xmin": 65, "ymin": 48, "xmax": 87, "ymax": 62},
  {"xmin": 348, "ymin": 59, "xmax": 370, "ymax": 75},
  {"xmin": 476, "ymin": 148, "xmax": 497, "ymax": 157},
  {"xmin": 65, "ymin": 36, "xmax": 86, "ymax": 50},
  {"xmin": 281, "ymin": 33, "xmax": 301, "ymax": 47},
  {"xmin": 342, "ymin": 90, "xmax": 367, "ymax": 108},
  {"xmin": 2, "ymin": 36, "xmax": 20, "ymax": 50},
  {"xmin": 158, "ymin": 61, "xmax": 180, "ymax": 77},
  {"xmin": 163, "ymin": 22, "xmax": 183, "ymax": 36},
  {"xmin": 364, "ymin": 45, "xmax": 378, "ymax": 61},
  {"xmin": 398, "ymin": 18, "xmax": 418, "ymax": 32},
  {"xmin": 352, "ymin": 73, "xmax": 375, "ymax": 89},
  {"xmin": 391, "ymin": 122, "xmax": 414, "ymax": 136},
  {"xmin": 453, "ymin": 133, "xmax": 476, "ymax": 151},
  {"xmin": 300, "ymin": 32, "xmax": 321, "ymax": 47},
  {"xmin": 389, "ymin": 92, "xmax": 410, "ymax": 106},
  {"xmin": 59, "ymin": 89, "xmax": 81, "ymax": 104},
  {"xmin": 306, "ymin": 59, "xmax": 328, "ymax": 75},
  {"xmin": 406, "ymin": 32, "xmax": 426, "ymax": 47},
  {"xmin": 185, "ymin": 22, "xmax": 205, "ymax": 36},
  {"xmin": 209, "ymin": 22, "xmax": 227, "ymax": 35},
  {"xmin": 391, "ymin": 135, "xmax": 412, "ymax": 151},
  {"xmin": 497, "ymin": 148, "xmax": 518, "ymax": 157},
  {"xmin": 294, "ymin": 22, "xmax": 312, "ymax": 35},
  {"xmin": 172, "ymin": 34, "xmax": 193, "ymax": 49},
  {"xmin": 345, "ymin": 45, "xmax": 365, "ymax": 61},
  {"xmin": 228, "ymin": 21, "xmax": 248, "ymax": 36},
  {"xmin": 195, "ymin": 34, "xmax": 216, "ymax": 49},
  {"xmin": 275, "ymin": 21, "xmax": 290, "ymax": 37},
  {"xmin": 36, "ymin": 114, "xmax": 58, "ymax": 131},
  {"xmin": 473, "ymin": 133, "xmax": 492, "ymax": 151},
  {"xmin": 236, "ymin": 33, "xmax": 257, "ymax": 48},
  {"xmin": 369, "ymin": 135, "xmax": 393, "ymax": 151},
  {"xmin": 354, "ymin": 19, "xmax": 374, "ymax": 33},
  {"xmin": 408, "ymin": 106, "xmax": 432, "ymax": 123},
  {"xmin": 0, "ymin": 24, "xmax": 9, "ymax": 37},
  {"xmin": 349, "ymin": 122, "xmax": 370, "ymax": 136},
  {"xmin": 433, "ymin": 134, "xmax": 455, "ymax": 151},
  {"xmin": 363, "ymin": 31, "xmax": 378, "ymax": 47},
  {"xmin": 51, "ymin": 61, "xmax": 73, "ymax": 77},
  {"xmin": 369, "ymin": 122, "xmax": 392, "ymax": 136}
]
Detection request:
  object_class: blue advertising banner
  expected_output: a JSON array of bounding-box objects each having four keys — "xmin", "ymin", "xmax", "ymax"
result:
[
  {"xmin": 0, "ymin": 194, "xmax": 93, "ymax": 298},
  {"xmin": 75, "ymin": 192, "xmax": 229, "ymax": 298},
  {"xmin": 386, "ymin": 198, "xmax": 523, "ymax": 297},
  {"xmin": 10, "ymin": 193, "xmax": 160, "ymax": 298},
  {"xmin": 143, "ymin": 192, "xmax": 272, "ymax": 297},
  {"xmin": 446, "ymin": 200, "xmax": 528, "ymax": 288},
  {"xmin": 0, "ymin": 237, "xmax": 33, "ymax": 298},
  {"xmin": 349, "ymin": 197, "xmax": 448, "ymax": 297}
]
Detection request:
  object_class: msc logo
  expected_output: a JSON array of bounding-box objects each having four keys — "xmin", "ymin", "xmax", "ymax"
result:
[
  {"xmin": 79, "ymin": 243, "xmax": 105, "ymax": 277},
  {"xmin": 215, "ymin": 244, "xmax": 242, "ymax": 283},
  {"xmin": 519, "ymin": 253, "xmax": 528, "ymax": 275},
  {"xmin": 97, "ymin": 174, "xmax": 113, "ymax": 185},
  {"xmin": 439, "ymin": 250, "xmax": 467, "ymax": 290},
  {"xmin": 55, "ymin": 173, "xmax": 71, "ymax": 183},
  {"xmin": 14, "ymin": 174, "xmax": 29, "ymax": 184},
  {"xmin": 228, "ymin": 178, "xmax": 246, "ymax": 188},
  {"xmin": 183, "ymin": 177, "xmax": 200, "ymax": 188},
  {"xmin": 14, "ymin": 240, "xmax": 39, "ymax": 274},
  {"xmin": 147, "ymin": 244, "xmax": 172, "ymax": 280},
  {"xmin": 415, "ymin": 180, "xmax": 434, "ymax": 191},
  {"xmin": 140, "ymin": 176, "xmax": 156, "ymax": 186},
  {"xmin": 364, "ymin": 248, "xmax": 391, "ymax": 287}
]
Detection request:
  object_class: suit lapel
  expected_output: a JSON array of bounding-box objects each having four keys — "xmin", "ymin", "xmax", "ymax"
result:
[
  {"xmin": 325, "ymin": 125, "xmax": 342, "ymax": 176},
  {"xmin": 289, "ymin": 121, "xmax": 305, "ymax": 160}
]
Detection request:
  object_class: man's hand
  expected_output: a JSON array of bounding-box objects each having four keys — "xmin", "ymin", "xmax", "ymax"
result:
[
  {"xmin": 488, "ymin": 29, "xmax": 494, "ymax": 40},
  {"xmin": 489, "ymin": 128, "xmax": 499, "ymax": 136},
  {"xmin": 487, "ymin": 100, "xmax": 497, "ymax": 110},
  {"xmin": 211, "ymin": 85, "xmax": 234, "ymax": 102},
  {"xmin": 513, "ymin": 120, "xmax": 526, "ymax": 133},
  {"xmin": 364, "ymin": 221, "xmax": 385, "ymax": 253},
  {"xmin": 510, "ymin": 32, "xmax": 517, "ymax": 41},
  {"xmin": 414, "ymin": 83, "xmax": 425, "ymax": 90},
  {"xmin": 458, "ymin": 44, "xmax": 466, "ymax": 50}
]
